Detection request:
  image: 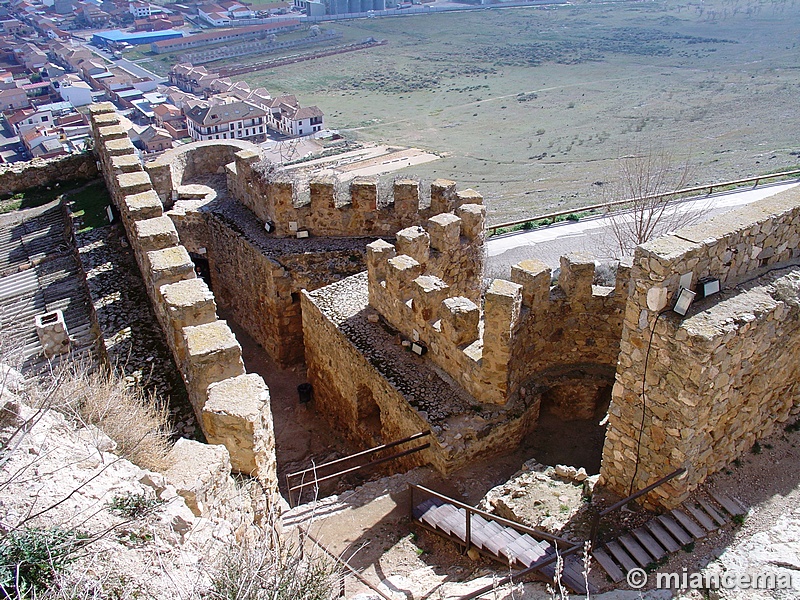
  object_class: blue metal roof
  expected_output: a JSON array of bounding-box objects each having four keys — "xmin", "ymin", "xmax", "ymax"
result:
[{"xmin": 92, "ymin": 29, "xmax": 183, "ymax": 45}]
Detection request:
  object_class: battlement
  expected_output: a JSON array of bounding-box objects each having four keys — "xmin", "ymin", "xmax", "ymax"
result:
[
  {"xmin": 367, "ymin": 214, "xmax": 631, "ymax": 404},
  {"xmin": 88, "ymin": 103, "xmax": 276, "ymax": 486},
  {"xmin": 231, "ymin": 148, "xmax": 486, "ymax": 239}
]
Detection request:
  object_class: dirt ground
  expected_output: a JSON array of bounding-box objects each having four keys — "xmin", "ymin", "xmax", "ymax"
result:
[{"xmin": 235, "ymin": 0, "xmax": 800, "ymax": 224}]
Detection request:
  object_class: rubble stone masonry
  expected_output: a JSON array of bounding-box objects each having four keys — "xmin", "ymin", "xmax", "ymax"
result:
[{"xmin": 600, "ymin": 186, "xmax": 800, "ymax": 508}]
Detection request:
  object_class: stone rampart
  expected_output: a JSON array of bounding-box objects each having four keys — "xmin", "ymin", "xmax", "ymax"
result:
[
  {"xmin": 600, "ymin": 186, "xmax": 800, "ymax": 508},
  {"xmin": 88, "ymin": 103, "xmax": 277, "ymax": 494},
  {"xmin": 367, "ymin": 220, "xmax": 629, "ymax": 405},
  {"xmin": 231, "ymin": 149, "xmax": 480, "ymax": 239},
  {"xmin": 0, "ymin": 153, "xmax": 98, "ymax": 194},
  {"xmin": 146, "ymin": 140, "xmax": 255, "ymax": 207}
]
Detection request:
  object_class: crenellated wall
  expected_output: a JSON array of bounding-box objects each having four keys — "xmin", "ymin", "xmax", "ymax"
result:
[
  {"xmin": 230, "ymin": 148, "xmax": 479, "ymax": 239},
  {"xmin": 600, "ymin": 186, "xmax": 800, "ymax": 508},
  {"xmin": 367, "ymin": 220, "xmax": 629, "ymax": 406},
  {"xmin": 88, "ymin": 103, "xmax": 278, "ymax": 497}
]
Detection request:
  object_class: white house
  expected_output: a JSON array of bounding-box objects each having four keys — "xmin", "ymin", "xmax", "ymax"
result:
[
  {"xmin": 57, "ymin": 77, "xmax": 93, "ymax": 107},
  {"xmin": 266, "ymin": 95, "xmax": 324, "ymax": 137},
  {"xmin": 198, "ymin": 1, "xmax": 255, "ymax": 26},
  {"xmin": 129, "ymin": 1, "xmax": 152, "ymax": 18},
  {"xmin": 185, "ymin": 99, "xmax": 267, "ymax": 142}
]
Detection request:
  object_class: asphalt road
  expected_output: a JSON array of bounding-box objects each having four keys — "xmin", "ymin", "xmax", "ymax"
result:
[{"xmin": 486, "ymin": 180, "xmax": 800, "ymax": 277}]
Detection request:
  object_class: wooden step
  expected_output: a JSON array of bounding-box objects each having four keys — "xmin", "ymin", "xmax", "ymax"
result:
[
  {"xmin": 671, "ymin": 509, "xmax": 706, "ymax": 539},
  {"xmin": 685, "ymin": 503, "xmax": 717, "ymax": 532},
  {"xmin": 645, "ymin": 519, "xmax": 681, "ymax": 553},
  {"xmin": 657, "ymin": 514, "xmax": 693, "ymax": 546},
  {"xmin": 711, "ymin": 491, "xmax": 747, "ymax": 516},
  {"xmin": 605, "ymin": 540, "xmax": 637, "ymax": 573},
  {"xmin": 592, "ymin": 547, "xmax": 625, "ymax": 583},
  {"xmin": 618, "ymin": 533, "xmax": 652, "ymax": 568},
  {"xmin": 698, "ymin": 498, "xmax": 728, "ymax": 527},
  {"xmin": 631, "ymin": 527, "xmax": 666, "ymax": 561}
]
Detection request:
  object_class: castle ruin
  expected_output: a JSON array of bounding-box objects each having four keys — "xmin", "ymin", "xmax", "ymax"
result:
[{"xmin": 85, "ymin": 102, "xmax": 800, "ymax": 512}]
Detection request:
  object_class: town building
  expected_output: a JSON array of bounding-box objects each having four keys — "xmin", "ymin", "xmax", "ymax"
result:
[{"xmin": 185, "ymin": 98, "xmax": 267, "ymax": 142}]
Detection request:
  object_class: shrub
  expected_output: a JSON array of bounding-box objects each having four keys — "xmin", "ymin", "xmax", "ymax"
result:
[
  {"xmin": 0, "ymin": 527, "xmax": 86, "ymax": 597},
  {"xmin": 49, "ymin": 363, "xmax": 172, "ymax": 472},
  {"xmin": 107, "ymin": 493, "xmax": 165, "ymax": 519},
  {"xmin": 207, "ymin": 526, "xmax": 340, "ymax": 600}
]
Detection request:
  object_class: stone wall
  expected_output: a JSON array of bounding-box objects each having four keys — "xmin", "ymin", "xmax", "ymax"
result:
[
  {"xmin": 367, "ymin": 225, "xmax": 629, "ymax": 406},
  {"xmin": 88, "ymin": 103, "xmax": 278, "ymax": 498},
  {"xmin": 146, "ymin": 140, "xmax": 254, "ymax": 207},
  {"xmin": 301, "ymin": 273, "xmax": 540, "ymax": 474},
  {"xmin": 600, "ymin": 186, "xmax": 800, "ymax": 508},
  {"xmin": 230, "ymin": 148, "xmax": 479, "ymax": 239},
  {"xmin": 0, "ymin": 153, "xmax": 97, "ymax": 194}
]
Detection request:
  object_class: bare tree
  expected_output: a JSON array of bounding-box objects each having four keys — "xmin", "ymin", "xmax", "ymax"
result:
[{"xmin": 603, "ymin": 146, "xmax": 698, "ymax": 257}]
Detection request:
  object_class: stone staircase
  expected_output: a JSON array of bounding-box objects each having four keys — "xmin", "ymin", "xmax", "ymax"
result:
[
  {"xmin": 591, "ymin": 491, "xmax": 748, "ymax": 583},
  {"xmin": 413, "ymin": 497, "xmax": 589, "ymax": 594}
]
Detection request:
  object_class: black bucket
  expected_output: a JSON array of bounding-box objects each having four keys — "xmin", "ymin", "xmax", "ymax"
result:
[{"xmin": 297, "ymin": 383, "xmax": 313, "ymax": 404}]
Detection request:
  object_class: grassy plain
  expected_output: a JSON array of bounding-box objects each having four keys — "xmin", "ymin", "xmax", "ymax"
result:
[{"xmin": 229, "ymin": 0, "xmax": 800, "ymax": 223}]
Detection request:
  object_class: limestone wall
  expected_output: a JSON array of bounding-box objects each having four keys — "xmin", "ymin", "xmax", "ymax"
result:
[
  {"xmin": 231, "ymin": 149, "xmax": 478, "ymax": 239},
  {"xmin": 600, "ymin": 187, "xmax": 800, "ymax": 508},
  {"xmin": 367, "ymin": 218, "xmax": 628, "ymax": 405},
  {"xmin": 88, "ymin": 103, "xmax": 277, "ymax": 494},
  {"xmin": 0, "ymin": 153, "xmax": 97, "ymax": 194},
  {"xmin": 146, "ymin": 140, "xmax": 255, "ymax": 207}
]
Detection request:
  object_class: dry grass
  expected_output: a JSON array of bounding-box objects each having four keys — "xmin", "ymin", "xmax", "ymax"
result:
[{"xmin": 46, "ymin": 362, "xmax": 173, "ymax": 472}]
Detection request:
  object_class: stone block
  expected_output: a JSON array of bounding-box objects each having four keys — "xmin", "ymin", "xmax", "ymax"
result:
[
  {"xmin": 386, "ymin": 255, "xmax": 423, "ymax": 296},
  {"xmin": 430, "ymin": 179, "xmax": 457, "ymax": 214},
  {"xmin": 428, "ymin": 213, "xmax": 461, "ymax": 252},
  {"xmin": 350, "ymin": 177, "xmax": 378, "ymax": 211},
  {"xmin": 310, "ymin": 176, "xmax": 337, "ymax": 210},
  {"xmin": 455, "ymin": 189, "xmax": 483, "ymax": 206},
  {"xmin": 366, "ymin": 239, "xmax": 396, "ymax": 280},
  {"xmin": 440, "ymin": 296, "xmax": 479, "ymax": 345},
  {"xmin": 511, "ymin": 259, "xmax": 551, "ymax": 307},
  {"xmin": 35, "ymin": 310, "xmax": 70, "ymax": 358},
  {"xmin": 182, "ymin": 320, "xmax": 246, "ymax": 413},
  {"xmin": 235, "ymin": 149, "xmax": 260, "ymax": 164},
  {"xmin": 147, "ymin": 246, "xmax": 195, "ymax": 290},
  {"xmin": 393, "ymin": 179, "xmax": 420, "ymax": 216},
  {"xmin": 396, "ymin": 226, "xmax": 430, "ymax": 264},
  {"xmin": 111, "ymin": 154, "xmax": 142, "ymax": 174},
  {"xmin": 484, "ymin": 279, "xmax": 523, "ymax": 343},
  {"xmin": 161, "ymin": 278, "xmax": 217, "ymax": 332},
  {"xmin": 88, "ymin": 102, "xmax": 115, "ymax": 117},
  {"xmin": 203, "ymin": 373, "xmax": 276, "ymax": 479},
  {"xmin": 134, "ymin": 216, "xmax": 179, "ymax": 253},
  {"xmin": 104, "ymin": 138, "xmax": 136, "ymax": 157},
  {"xmin": 559, "ymin": 253, "xmax": 595, "ymax": 299},
  {"xmin": 116, "ymin": 171, "xmax": 152, "ymax": 197},
  {"xmin": 164, "ymin": 438, "xmax": 232, "ymax": 517},
  {"xmin": 93, "ymin": 112, "xmax": 120, "ymax": 128},
  {"xmin": 124, "ymin": 190, "xmax": 163, "ymax": 221},
  {"xmin": 456, "ymin": 203, "xmax": 486, "ymax": 240},
  {"xmin": 98, "ymin": 125, "xmax": 127, "ymax": 142},
  {"xmin": 411, "ymin": 275, "xmax": 449, "ymax": 321}
]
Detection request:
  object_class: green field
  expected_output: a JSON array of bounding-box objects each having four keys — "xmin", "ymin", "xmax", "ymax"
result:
[{"xmin": 226, "ymin": 0, "xmax": 800, "ymax": 223}]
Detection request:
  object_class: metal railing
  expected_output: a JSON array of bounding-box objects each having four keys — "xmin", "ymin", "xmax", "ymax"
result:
[
  {"xmin": 486, "ymin": 168, "xmax": 800, "ymax": 237},
  {"xmin": 285, "ymin": 430, "xmax": 430, "ymax": 507},
  {"xmin": 588, "ymin": 466, "xmax": 687, "ymax": 543},
  {"xmin": 410, "ymin": 484, "xmax": 576, "ymax": 552},
  {"xmin": 410, "ymin": 484, "xmax": 582, "ymax": 600}
]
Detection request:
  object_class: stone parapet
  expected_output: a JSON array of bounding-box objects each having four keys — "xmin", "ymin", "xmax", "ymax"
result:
[{"xmin": 88, "ymin": 104, "xmax": 278, "ymax": 489}]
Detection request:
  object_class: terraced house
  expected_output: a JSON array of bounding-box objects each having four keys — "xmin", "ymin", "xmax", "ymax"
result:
[{"xmin": 185, "ymin": 99, "xmax": 267, "ymax": 142}]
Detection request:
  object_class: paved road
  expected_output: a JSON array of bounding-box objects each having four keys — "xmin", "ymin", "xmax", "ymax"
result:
[{"xmin": 486, "ymin": 180, "xmax": 800, "ymax": 276}]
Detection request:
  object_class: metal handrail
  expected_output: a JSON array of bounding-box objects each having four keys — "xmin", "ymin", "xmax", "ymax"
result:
[
  {"xmin": 286, "ymin": 430, "xmax": 431, "ymax": 507},
  {"xmin": 410, "ymin": 483, "xmax": 574, "ymax": 549},
  {"xmin": 588, "ymin": 466, "xmax": 687, "ymax": 542},
  {"xmin": 486, "ymin": 168, "xmax": 800, "ymax": 236}
]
